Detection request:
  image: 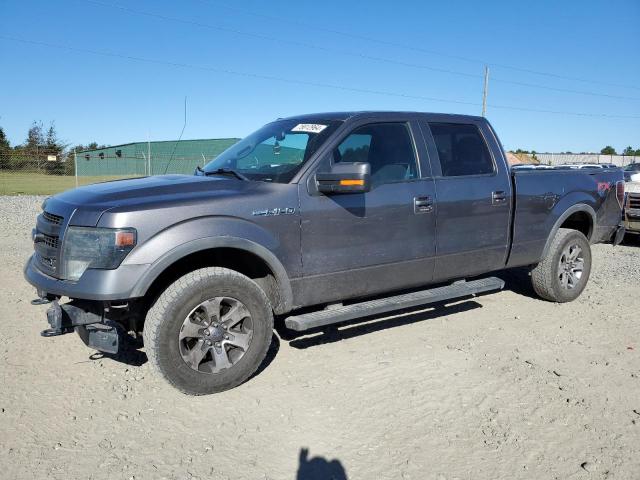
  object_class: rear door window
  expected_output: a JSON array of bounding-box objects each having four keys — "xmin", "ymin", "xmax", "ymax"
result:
[{"xmin": 428, "ymin": 123, "xmax": 494, "ymax": 177}]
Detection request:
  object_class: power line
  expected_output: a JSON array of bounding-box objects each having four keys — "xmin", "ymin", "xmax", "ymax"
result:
[
  {"xmin": 196, "ymin": 0, "xmax": 640, "ymax": 93},
  {"xmin": 80, "ymin": 0, "xmax": 640, "ymax": 102},
  {"xmin": 0, "ymin": 35, "xmax": 480, "ymax": 107},
  {"xmin": 491, "ymin": 76, "xmax": 640, "ymax": 100},
  {"xmin": 2, "ymin": 35, "xmax": 639, "ymax": 120},
  {"xmin": 81, "ymin": 1, "xmax": 483, "ymax": 81}
]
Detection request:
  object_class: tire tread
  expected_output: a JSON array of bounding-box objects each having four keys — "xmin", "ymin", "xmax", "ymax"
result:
[
  {"xmin": 143, "ymin": 267, "xmax": 273, "ymax": 395},
  {"xmin": 531, "ymin": 228, "xmax": 591, "ymax": 303}
]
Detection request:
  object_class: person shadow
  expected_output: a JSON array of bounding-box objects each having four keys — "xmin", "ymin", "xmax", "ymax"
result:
[{"xmin": 297, "ymin": 448, "xmax": 347, "ymax": 480}]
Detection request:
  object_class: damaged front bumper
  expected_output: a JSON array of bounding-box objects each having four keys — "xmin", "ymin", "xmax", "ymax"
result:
[{"xmin": 41, "ymin": 300, "xmax": 122, "ymax": 354}]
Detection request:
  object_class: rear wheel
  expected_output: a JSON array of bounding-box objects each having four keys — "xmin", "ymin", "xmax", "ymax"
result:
[
  {"xmin": 531, "ymin": 228, "xmax": 592, "ymax": 302},
  {"xmin": 143, "ymin": 267, "xmax": 273, "ymax": 395}
]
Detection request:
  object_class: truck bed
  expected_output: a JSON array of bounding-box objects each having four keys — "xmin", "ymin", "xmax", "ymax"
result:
[{"xmin": 507, "ymin": 168, "xmax": 623, "ymax": 268}]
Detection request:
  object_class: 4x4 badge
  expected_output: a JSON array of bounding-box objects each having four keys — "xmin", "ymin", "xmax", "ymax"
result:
[{"xmin": 252, "ymin": 207, "xmax": 296, "ymax": 217}]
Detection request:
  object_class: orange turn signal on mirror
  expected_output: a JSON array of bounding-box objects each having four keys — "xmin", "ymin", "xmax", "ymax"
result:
[{"xmin": 339, "ymin": 179, "xmax": 364, "ymax": 186}]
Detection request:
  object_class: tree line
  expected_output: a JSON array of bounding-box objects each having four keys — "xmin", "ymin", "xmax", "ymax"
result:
[
  {"xmin": 600, "ymin": 146, "xmax": 640, "ymax": 156},
  {"xmin": 515, "ymin": 146, "xmax": 640, "ymax": 156},
  {"xmin": 0, "ymin": 121, "xmax": 108, "ymax": 174}
]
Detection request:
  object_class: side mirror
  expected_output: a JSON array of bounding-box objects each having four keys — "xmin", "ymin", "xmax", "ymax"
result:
[{"xmin": 315, "ymin": 162, "xmax": 371, "ymax": 194}]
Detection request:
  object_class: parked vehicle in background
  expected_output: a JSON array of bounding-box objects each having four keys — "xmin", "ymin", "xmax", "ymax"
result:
[
  {"xmin": 623, "ymin": 163, "xmax": 640, "ymax": 183},
  {"xmin": 511, "ymin": 164, "xmax": 554, "ymax": 170},
  {"xmin": 624, "ymin": 181, "xmax": 640, "ymax": 235},
  {"xmin": 556, "ymin": 163, "xmax": 606, "ymax": 170},
  {"xmin": 24, "ymin": 111, "xmax": 626, "ymax": 394}
]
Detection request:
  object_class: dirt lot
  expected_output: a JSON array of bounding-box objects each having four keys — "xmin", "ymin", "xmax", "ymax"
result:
[{"xmin": 1, "ymin": 196, "xmax": 639, "ymax": 480}]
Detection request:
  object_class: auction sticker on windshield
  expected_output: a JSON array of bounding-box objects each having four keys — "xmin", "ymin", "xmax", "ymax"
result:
[{"xmin": 291, "ymin": 123, "xmax": 327, "ymax": 134}]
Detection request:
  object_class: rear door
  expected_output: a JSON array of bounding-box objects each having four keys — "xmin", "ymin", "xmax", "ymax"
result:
[
  {"xmin": 297, "ymin": 118, "xmax": 437, "ymax": 306},
  {"xmin": 421, "ymin": 120, "xmax": 512, "ymax": 281}
]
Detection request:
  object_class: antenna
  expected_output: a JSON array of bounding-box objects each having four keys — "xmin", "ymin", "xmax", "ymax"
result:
[{"xmin": 164, "ymin": 96, "xmax": 187, "ymax": 174}]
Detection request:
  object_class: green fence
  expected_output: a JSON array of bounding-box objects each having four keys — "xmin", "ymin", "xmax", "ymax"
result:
[
  {"xmin": 75, "ymin": 139, "xmax": 238, "ymax": 176},
  {"xmin": 0, "ymin": 138, "xmax": 240, "ymax": 195}
]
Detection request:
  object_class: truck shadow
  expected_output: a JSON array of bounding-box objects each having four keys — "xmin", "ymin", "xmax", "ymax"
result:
[
  {"xmin": 493, "ymin": 267, "xmax": 538, "ymax": 299},
  {"xmin": 89, "ymin": 332, "xmax": 281, "ymax": 377},
  {"xmin": 276, "ymin": 299, "xmax": 482, "ymax": 349},
  {"xmin": 87, "ymin": 335, "xmax": 148, "ymax": 367},
  {"xmin": 621, "ymin": 234, "xmax": 640, "ymax": 247},
  {"xmin": 249, "ymin": 333, "xmax": 280, "ymax": 380}
]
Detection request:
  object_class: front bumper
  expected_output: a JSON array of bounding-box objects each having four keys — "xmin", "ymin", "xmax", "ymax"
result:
[
  {"xmin": 625, "ymin": 208, "xmax": 640, "ymax": 233},
  {"xmin": 625, "ymin": 218, "xmax": 640, "ymax": 233},
  {"xmin": 24, "ymin": 254, "xmax": 150, "ymax": 301},
  {"xmin": 41, "ymin": 300, "xmax": 121, "ymax": 354}
]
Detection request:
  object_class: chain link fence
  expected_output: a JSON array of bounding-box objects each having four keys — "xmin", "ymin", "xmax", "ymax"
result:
[
  {"xmin": 536, "ymin": 153, "xmax": 639, "ymax": 167},
  {"xmin": 0, "ymin": 151, "xmax": 212, "ymax": 195},
  {"xmin": 2, "ymin": 150, "xmax": 640, "ymax": 195}
]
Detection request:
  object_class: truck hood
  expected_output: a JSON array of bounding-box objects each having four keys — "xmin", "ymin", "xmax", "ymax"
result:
[{"xmin": 44, "ymin": 175, "xmax": 260, "ymax": 226}]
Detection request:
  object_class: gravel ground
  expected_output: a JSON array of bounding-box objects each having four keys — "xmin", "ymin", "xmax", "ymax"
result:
[{"xmin": 0, "ymin": 195, "xmax": 639, "ymax": 480}]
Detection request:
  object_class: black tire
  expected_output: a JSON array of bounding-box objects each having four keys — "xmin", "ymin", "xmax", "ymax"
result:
[
  {"xmin": 143, "ymin": 267, "xmax": 274, "ymax": 395},
  {"xmin": 531, "ymin": 228, "xmax": 592, "ymax": 303}
]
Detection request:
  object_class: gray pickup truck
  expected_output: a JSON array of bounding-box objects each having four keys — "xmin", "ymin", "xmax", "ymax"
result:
[{"xmin": 25, "ymin": 112, "xmax": 626, "ymax": 394}]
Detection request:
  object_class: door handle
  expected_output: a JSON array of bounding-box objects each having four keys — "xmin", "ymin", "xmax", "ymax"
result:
[
  {"xmin": 491, "ymin": 191, "xmax": 507, "ymax": 205},
  {"xmin": 414, "ymin": 196, "xmax": 433, "ymax": 214}
]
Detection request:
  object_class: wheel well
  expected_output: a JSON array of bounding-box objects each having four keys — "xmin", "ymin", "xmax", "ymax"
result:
[
  {"xmin": 559, "ymin": 211, "xmax": 593, "ymax": 240},
  {"xmin": 144, "ymin": 248, "xmax": 281, "ymax": 313}
]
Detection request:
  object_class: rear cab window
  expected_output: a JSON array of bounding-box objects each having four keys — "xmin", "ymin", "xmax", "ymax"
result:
[{"xmin": 428, "ymin": 123, "xmax": 495, "ymax": 177}]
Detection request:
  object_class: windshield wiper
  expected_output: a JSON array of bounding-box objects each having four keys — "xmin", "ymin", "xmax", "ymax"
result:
[{"xmin": 204, "ymin": 168, "xmax": 249, "ymax": 181}]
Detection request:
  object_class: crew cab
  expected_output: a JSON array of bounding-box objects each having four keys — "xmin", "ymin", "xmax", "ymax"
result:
[{"xmin": 25, "ymin": 112, "xmax": 626, "ymax": 394}]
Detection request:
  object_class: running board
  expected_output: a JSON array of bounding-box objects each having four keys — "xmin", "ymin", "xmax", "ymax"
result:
[{"xmin": 284, "ymin": 277, "xmax": 505, "ymax": 332}]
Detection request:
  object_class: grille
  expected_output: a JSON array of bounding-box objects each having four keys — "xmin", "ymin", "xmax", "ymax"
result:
[
  {"xmin": 43, "ymin": 234, "xmax": 59, "ymax": 249},
  {"xmin": 36, "ymin": 252, "xmax": 57, "ymax": 270},
  {"xmin": 43, "ymin": 211, "xmax": 63, "ymax": 225},
  {"xmin": 628, "ymin": 193, "xmax": 640, "ymax": 211}
]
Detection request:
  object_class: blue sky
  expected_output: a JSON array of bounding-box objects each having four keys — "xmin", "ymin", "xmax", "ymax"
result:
[{"xmin": 1, "ymin": 0, "xmax": 638, "ymax": 152}]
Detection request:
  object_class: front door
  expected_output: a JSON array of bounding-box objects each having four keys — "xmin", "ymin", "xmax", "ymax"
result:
[{"xmin": 297, "ymin": 120, "xmax": 437, "ymax": 307}]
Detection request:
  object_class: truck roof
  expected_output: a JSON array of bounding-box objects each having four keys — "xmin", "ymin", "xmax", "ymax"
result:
[{"xmin": 276, "ymin": 111, "xmax": 485, "ymax": 123}]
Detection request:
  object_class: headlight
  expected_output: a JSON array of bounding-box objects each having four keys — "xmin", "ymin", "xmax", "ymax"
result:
[{"xmin": 61, "ymin": 227, "xmax": 137, "ymax": 281}]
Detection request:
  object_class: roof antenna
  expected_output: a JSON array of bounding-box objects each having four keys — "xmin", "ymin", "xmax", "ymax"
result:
[{"xmin": 164, "ymin": 96, "xmax": 187, "ymax": 174}]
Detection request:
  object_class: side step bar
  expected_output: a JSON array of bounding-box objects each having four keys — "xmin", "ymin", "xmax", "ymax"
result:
[{"xmin": 284, "ymin": 277, "xmax": 505, "ymax": 332}]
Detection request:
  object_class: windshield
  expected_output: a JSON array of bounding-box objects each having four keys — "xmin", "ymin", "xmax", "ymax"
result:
[
  {"xmin": 203, "ymin": 119, "xmax": 342, "ymax": 183},
  {"xmin": 624, "ymin": 163, "xmax": 640, "ymax": 172}
]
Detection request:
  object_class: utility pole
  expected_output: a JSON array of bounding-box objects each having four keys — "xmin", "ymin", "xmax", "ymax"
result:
[{"xmin": 482, "ymin": 65, "xmax": 489, "ymax": 117}]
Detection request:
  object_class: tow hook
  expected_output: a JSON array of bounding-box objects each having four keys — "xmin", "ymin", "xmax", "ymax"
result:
[
  {"xmin": 31, "ymin": 297, "xmax": 51, "ymax": 306},
  {"xmin": 31, "ymin": 289, "xmax": 53, "ymax": 306},
  {"xmin": 42, "ymin": 300, "xmax": 68, "ymax": 337}
]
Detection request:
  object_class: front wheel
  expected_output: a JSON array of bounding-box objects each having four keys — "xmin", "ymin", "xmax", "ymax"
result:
[
  {"xmin": 531, "ymin": 228, "xmax": 592, "ymax": 303},
  {"xmin": 143, "ymin": 267, "xmax": 274, "ymax": 395}
]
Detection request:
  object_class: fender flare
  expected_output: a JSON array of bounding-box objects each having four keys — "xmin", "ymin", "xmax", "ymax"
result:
[
  {"xmin": 129, "ymin": 236, "xmax": 293, "ymax": 314},
  {"xmin": 541, "ymin": 203, "xmax": 597, "ymax": 258}
]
